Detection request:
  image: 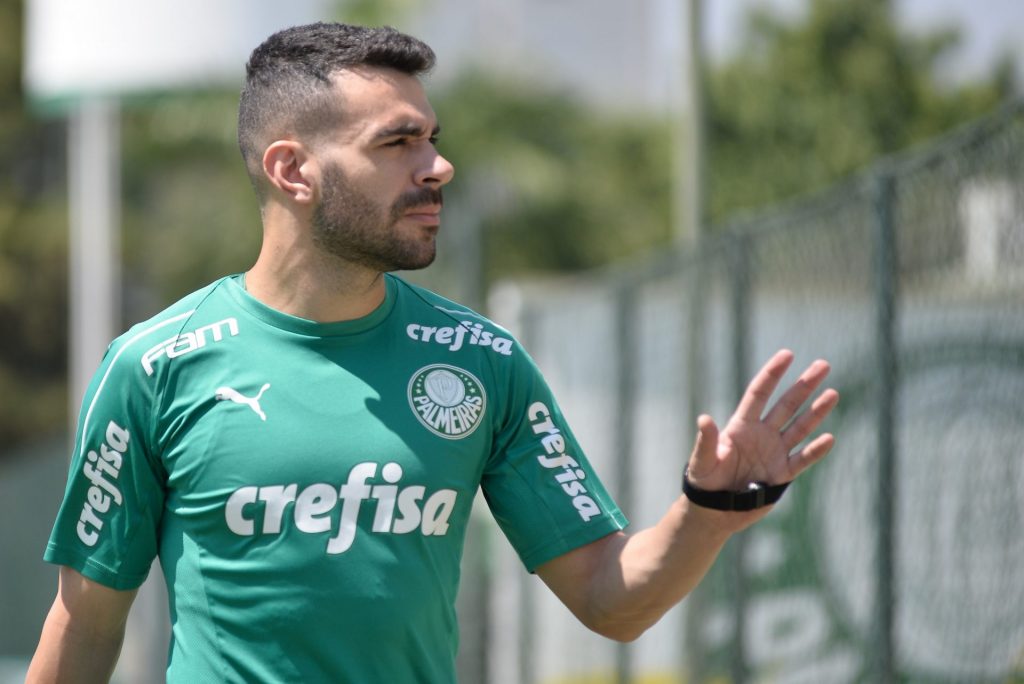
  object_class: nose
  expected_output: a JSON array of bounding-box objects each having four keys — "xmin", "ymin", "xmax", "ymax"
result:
[{"xmin": 416, "ymin": 151, "xmax": 455, "ymax": 189}]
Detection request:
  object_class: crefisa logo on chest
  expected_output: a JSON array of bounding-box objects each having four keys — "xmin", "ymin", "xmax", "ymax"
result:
[{"xmin": 408, "ymin": 364, "xmax": 486, "ymax": 439}]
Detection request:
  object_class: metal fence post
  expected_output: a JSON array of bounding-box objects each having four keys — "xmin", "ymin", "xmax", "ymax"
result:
[
  {"xmin": 682, "ymin": 243, "xmax": 710, "ymax": 681},
  {"xmin": 614, "ymin": 283, "xmax": 638, "ymax": 684},
  {"xmin": 872, "ymin": 169, "xmax": 898, "ymax": 684},
  {"xmin": 517, "ymin": 302, "xmax": 540, "ymax": 684},
  {"xmin": 727, "ymin": 233, "xmax": 753, "ymax": 684}
]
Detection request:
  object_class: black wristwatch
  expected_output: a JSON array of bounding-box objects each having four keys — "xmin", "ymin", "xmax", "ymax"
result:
[{"xmin": 681, "ymin": 467, "xmax": 790, "ymax": 511}]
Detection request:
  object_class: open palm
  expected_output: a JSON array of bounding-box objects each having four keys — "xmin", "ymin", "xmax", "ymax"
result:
[{"xmin": 685, "ymin": 349, "xmax": 839, "ymax": 499}]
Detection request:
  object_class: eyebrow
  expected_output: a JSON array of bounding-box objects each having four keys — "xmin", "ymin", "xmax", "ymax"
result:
[{"xmin": 372, "ymin": 122, "xmax": 441, "ymax": 141}]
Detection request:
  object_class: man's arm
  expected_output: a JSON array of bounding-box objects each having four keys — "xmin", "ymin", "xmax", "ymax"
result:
[
  {"xmin": 26, "ymin": 566, "xmax": 138, "ymax": 684},
  {"xmin": 536, "ymin": 349, "xmax": 839, "ymax": 642}
]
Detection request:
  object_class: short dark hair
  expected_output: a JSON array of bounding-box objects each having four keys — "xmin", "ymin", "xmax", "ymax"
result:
[{"xmin": 237, "ymin": 22, "xmax": 436, "ymax": 196}]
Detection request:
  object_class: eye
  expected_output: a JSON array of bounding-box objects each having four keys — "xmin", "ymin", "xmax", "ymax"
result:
[
  {"xmin": 428, "ymin": 136, "xmax": 440, "ymax": 145},
  {"xmin": 384, "ymin": 138, "xmax": 408, "ymax": 148}
]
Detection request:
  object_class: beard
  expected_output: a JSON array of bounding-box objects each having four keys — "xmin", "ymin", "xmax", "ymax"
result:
[{"xmin": 311, "ymin": 163, "xmax": 443, "ymax": 272}]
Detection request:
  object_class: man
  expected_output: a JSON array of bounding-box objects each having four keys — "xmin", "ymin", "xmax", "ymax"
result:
[{"xmin": 28, "ymin": 22, "xmax": 838, "ymax": 683}]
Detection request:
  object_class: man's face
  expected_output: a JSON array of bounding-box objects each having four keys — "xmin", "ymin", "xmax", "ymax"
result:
[{"xmin": 309, "ymin": 67, "xmax": 455, "ymax": 272}]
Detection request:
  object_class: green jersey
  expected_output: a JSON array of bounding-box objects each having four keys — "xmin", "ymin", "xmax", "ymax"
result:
[{"xmin": 45, "ymin": 274, "xmax": 627, "ymax": 683}]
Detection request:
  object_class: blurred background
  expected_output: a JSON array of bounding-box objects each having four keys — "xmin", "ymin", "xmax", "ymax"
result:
[{"xmin": 2, "ymin": 0, "xmax": 1022, "ymax": 682}]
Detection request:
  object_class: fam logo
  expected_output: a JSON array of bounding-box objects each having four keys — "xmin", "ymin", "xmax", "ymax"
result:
[
  {"xmin": 141, "ymin": 317, "xmax": 239, "ymax": 376},
  {"xmin": 408, "ymin": 364, "xmax": 486, "ymax": 439}
]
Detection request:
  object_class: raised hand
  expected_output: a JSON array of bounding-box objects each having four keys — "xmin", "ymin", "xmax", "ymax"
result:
[{"xmin": 685, "ymin": 349, "xmax": 839, "ymax": 503}]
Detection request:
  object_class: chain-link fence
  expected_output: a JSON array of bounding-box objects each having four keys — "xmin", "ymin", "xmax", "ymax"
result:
[{"xmin": 462, "ymin": 99, "xmax": 1024, "ymax": 684}]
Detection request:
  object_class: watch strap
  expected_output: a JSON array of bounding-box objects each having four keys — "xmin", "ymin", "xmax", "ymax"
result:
[{"xmin": 681, "ymin": 467, "xmax": 790, "ymax": 511}]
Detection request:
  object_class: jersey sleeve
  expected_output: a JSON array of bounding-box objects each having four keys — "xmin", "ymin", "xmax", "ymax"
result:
[
  {"xmin": 482, "ymin": 343, "xmax": 628, "ymax": 572},
  {"xmin": 44, "ymin": 329, "xmax": 168, "ymax": 591}
]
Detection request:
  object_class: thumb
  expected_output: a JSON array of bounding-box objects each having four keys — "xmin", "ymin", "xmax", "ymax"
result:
[{"xmin": 687, "ymin": 414, "xmax": 720, "ymax": 480}]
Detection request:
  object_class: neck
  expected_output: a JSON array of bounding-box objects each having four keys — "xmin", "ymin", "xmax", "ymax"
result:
[{"xmin": 245, "ymin": 205, "xmax": 387, "ymax": 323}]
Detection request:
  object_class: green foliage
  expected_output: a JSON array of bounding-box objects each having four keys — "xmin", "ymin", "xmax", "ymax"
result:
[
  {"xmin": 341, "ymin": 0, "xmax": 419, "ymax": 27},
  {"xmin": 0, "ymin": 0, "xmax": 72, "ymax": 450},
  {"xmin": 0, "ymin": 0, "xmax": 1018, "ymax": 455},
  {"xmin": 706, "ymin": 0, "xmax": 1014, "ymax": 222},
  {"xmin": 119, "ymin": 92, "xmax": 261, "ymax": 311},
  {"xmin": 431, "ymin": 73, "xmax": 672, "ymax": 280}
]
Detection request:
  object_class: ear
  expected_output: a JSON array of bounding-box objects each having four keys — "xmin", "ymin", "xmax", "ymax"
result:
[{"xmin": 262, "ymin": 140, "xmax": 316, "ymax": 204}]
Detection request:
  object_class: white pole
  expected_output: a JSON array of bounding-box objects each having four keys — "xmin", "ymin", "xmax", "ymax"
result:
[
  {"xmin": 68, "ymin": 97, "xmax": 121, "ymax": 421},
  {"xmin": 673, "ymin": 0, "xmax": 705, "ymax": 245}
]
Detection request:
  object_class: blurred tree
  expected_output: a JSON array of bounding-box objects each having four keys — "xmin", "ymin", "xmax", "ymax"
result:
[
  {"xmin": 432, "ymin": 73, "xmax": 673, "ymax": 281},
  {"xmin": 0, "ymin": 0, "xmax": 71, "ymax": 453},
  {"xmin": 119, "ymin": 93, "xmax": 261, "ymax": 315},
  {"xmin": 1, "ymin": 0, "xmax": 1018, "ymax": 457},
  {"xmin": 706, "ymin": 0, "xmax": 1015, "ymax": 222},
  {"xmin": 342, "ymin": 0, "xmax": 419, "ymax": 26}
]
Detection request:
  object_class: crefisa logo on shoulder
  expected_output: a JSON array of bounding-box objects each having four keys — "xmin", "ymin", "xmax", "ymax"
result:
[{"xmin": 408, "ymin": 364, "xmax": 486, "ymax": 439}]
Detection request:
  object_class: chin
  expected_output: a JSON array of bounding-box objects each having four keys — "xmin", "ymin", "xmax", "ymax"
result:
[
  {"xmin": 403, "ymin": 255, "xmax": 437, "ymax": 271},
  {"xmin": 384, "ymin": 249, "xmax": 436, "ymax": 272}
]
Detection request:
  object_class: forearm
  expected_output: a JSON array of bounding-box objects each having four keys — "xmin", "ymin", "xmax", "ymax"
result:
[
  {"xmin": 26, "ymin": 600, "xmax": 126, "ymax": 684},
  {"xmin": 584, "ymin": 497, "xmax": 742, "ymax": 641},
  {"xmin": 27, "ymin": 567, "xmax": 136, "ymax": 684}
]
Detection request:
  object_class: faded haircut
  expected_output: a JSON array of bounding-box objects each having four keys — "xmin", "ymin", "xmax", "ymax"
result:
[{"xmin": 237, "ymin": 22, "xmax": 435, "ymax": 199}]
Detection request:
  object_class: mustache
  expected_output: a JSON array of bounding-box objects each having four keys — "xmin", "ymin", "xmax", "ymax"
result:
[{"xmin": 392, "ymin": 187, "xmax": 444, "ymax": 215}]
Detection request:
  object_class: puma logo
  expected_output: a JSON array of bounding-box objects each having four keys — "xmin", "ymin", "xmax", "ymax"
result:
[{"xmin": 215, "ymin": 383, "xmax": 271, "ymax": 421}]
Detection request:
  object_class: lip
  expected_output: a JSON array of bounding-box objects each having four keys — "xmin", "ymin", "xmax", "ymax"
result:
[{"xmin": 403, "ymin": 205, "xmax": 442, "ymax": 225}]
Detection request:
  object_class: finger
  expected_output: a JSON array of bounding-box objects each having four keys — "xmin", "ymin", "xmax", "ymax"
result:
[
  {"xmin": 686, "ymin": 414, "xmax": 720, "ymax": 480},
  {"xmin": 735, "ymin": 349, "xmax": 795, "ymax": 421},
  {"xmin": 763, "ymin": 359, "xmax": 831, "ymax": 431},
  {"xmin": 786, "ymin": 432, "xmax": 835, "ymax": 478},
  {"xmin": 781, "ymin": 388, "xmax": 840, "ymax": 451}
]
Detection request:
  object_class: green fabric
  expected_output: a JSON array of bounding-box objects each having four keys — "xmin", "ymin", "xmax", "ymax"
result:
[{"xmin": 45, "ymin": 273, "xmax": 627, "ymax": 683}]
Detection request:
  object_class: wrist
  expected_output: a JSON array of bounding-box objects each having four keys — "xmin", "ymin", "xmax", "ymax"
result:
[{"xmin": 681, "ymin": 467, "xmax": 790, "ymax": 512}]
